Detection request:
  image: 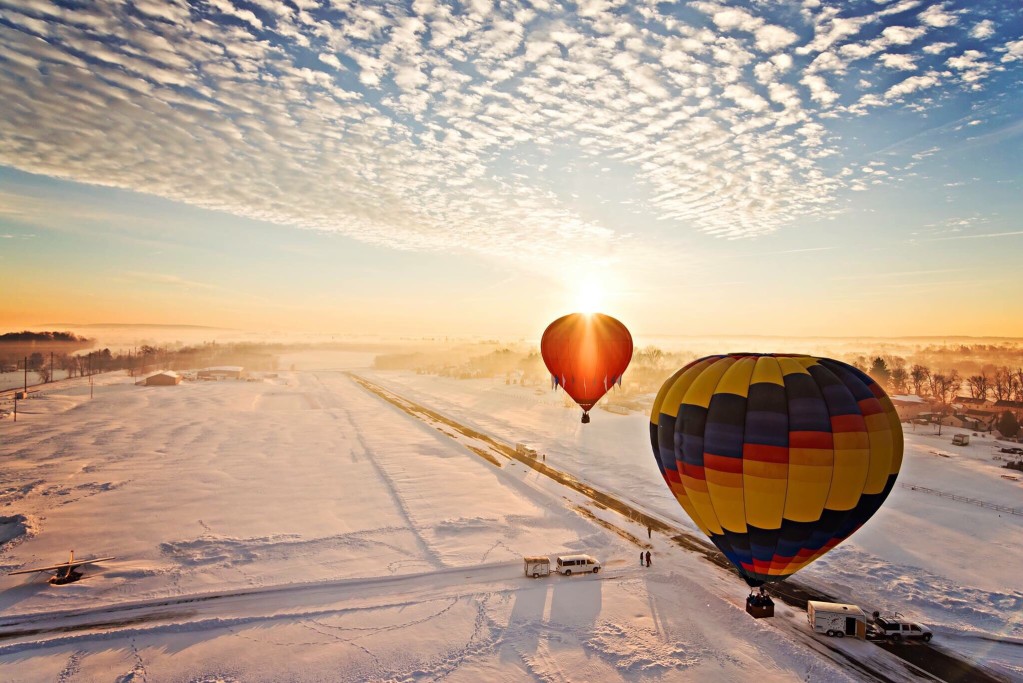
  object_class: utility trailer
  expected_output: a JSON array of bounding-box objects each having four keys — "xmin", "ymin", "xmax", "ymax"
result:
[
  {"xmin": 523, "ymin": 556, "xmax": 550, "ymax": 578},
  {"xmin": 807, "ymin": 601, "xmax": 867, "ymax": 639}
]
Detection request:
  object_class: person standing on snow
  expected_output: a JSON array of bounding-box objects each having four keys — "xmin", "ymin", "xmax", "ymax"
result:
[{"xmin": 645, "ymin": 550, "xmax": 651, "ymax": 567}]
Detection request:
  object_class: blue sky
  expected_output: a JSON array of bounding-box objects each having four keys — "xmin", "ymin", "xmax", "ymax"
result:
[{"xmin": 0, "ymin": 0, "xmax": 1021, "ymax": 337}]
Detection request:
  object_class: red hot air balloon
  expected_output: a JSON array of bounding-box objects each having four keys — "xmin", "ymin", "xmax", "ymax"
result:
[{"xmin": 541, "ymin": 313, "xmax": 633, "ymax": 423}]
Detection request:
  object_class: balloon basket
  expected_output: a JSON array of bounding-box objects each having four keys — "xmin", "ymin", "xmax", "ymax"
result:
[
  {"xmin": 581, "ymin": 413, "xmax": 590, "ymax": 424},
  {"xmin": 746, "ymin": 592, "xmax": 774, "ymax": 619}
]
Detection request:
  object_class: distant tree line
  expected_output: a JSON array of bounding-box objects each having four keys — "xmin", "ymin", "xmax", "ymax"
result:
[
  {"xmin": 861, "ymin": 355, "xmax": 1023, "ymax": 404},
  {"xmin": 0, "ymin": 331, "xmax": 89, "ymax": 343},
  {"xmin": 861, "ymin": 355, "xmax": 1023, "ymax": 437},
  {"xmin": 1, "ymin": 339, "xmax": 282, "ymax": 387},
  {"xmin": 0, "ymin": 330, "xmax": 95, "ymax": 370},
  {"xmin": 379, "ymin": 342, "xmax": 1023, "ymax": 434}
]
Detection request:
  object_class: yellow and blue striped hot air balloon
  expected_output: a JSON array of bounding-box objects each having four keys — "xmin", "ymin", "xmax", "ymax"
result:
[{"xmin": 650, "ymin": 353, "xmax": 903, "ymax": 588}]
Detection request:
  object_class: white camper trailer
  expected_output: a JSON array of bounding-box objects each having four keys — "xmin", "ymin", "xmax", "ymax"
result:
[{"xmin": 807, "ymin": 601, "xmax": 867, "ymax": 639}]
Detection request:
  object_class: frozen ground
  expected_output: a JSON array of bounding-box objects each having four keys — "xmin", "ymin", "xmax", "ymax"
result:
[
  {"xmin": 362, "ymin": 370, "xmax": 1023, "ymax": 680},
  {"xmin": 0, "ymin": 352, "xmax": 1019, "ymax": 681}
]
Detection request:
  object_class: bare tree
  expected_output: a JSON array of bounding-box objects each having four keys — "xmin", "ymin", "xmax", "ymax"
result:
[
  {"xmin": 992, "ymin": 367, "xmax": 1013, "ymax": 402},
  {"xmin": 966, "ymin": 372, "xmax": 990, "ymax": 400},
  {"xmin": 1012, "ymin": 368, "xmax": 1023, "ymax": 419},
  {"xmin": 910, "ymin": 364, "xmax": 931, "ymax": 396},
  {"xmin": 61, "ymin": 354, "xmax": 79, "ymax": 379},
  {"xmin": 36, "ymin": 364, "xmax": 51, "ymax": 383},
  {"xmin": 929, "ymin": 370, "xmax": 962, "ymax": 436}
]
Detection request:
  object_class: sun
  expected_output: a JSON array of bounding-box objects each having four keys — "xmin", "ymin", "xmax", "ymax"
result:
[{"xmin": 574, "ymin": 278, "xmax": 604, "ymax": 315}]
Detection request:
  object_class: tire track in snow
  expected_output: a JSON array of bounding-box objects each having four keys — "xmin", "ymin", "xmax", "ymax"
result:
[{"xmin": 310, "ymin": 373, "xmax": 445, "ymax": 572}]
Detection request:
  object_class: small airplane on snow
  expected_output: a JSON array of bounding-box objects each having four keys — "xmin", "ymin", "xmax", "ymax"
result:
[{"xmin": 7, "ymin": 550, "xmax": 115, "ymax": 585}]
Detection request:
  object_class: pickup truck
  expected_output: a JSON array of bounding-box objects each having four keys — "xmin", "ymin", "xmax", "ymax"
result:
[{"xmin": 869, "ymin": 614, "xmax": 933, "ymax": 642}]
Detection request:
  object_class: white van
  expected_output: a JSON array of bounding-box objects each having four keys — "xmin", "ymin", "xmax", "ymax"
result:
[{"xmin": 555, "ymin": 554, "xmax": 601, "ymax": 576}]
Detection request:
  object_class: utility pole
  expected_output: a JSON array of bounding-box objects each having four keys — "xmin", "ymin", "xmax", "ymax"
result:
[
  {"xmin": 12, "ymin": 395, "xmax": 16, "ymax": 422},
  {"xmin": 89, "ymin": 353, "xmax": 94, "ymax": 399},
  {"xmin": 23, "ymin": 355, "xmax": 28, "ymax": 393},
  {"xmin": 50, "ymin": 351, "xmax": 54, "ymax": 383}
]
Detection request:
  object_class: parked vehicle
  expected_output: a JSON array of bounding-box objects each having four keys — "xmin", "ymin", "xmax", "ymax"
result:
[
  {"xmin": 523, "ymin": 556, "xmax": 550, "ymax": 578},
  {"xmin": 807, "ymin": 601, "xmax": 867, "ymax": 639},
  {"xmin": 1000, "ymin": 447, "xmax": 1023, "ymax": 455},
  {"xmin": 555, "ymin": 554, "xmax": 600, "ymax": 575},
  {"xmin": 870, "ymin": 613, "xmax": 933, "ymax": 642}
]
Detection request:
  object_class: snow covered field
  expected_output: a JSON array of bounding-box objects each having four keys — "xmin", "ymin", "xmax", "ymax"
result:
[{"xmin": 0, "ymin": 352, "xmax": 1019, "ymax": 681}]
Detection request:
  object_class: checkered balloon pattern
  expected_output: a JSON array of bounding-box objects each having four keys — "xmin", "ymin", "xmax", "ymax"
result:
[{"xmin": 649, "ymin": 354, "xmax": 903, "ymax": 587}]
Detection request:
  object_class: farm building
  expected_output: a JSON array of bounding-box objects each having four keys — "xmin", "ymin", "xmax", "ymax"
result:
[
  {"xmin": 954, "ymin": 396, "xmax": 999, "ymax": 415},
  {"xmin": 145, "ymin": 371, "xmax": 182, "ymax": 386},
  {"xmin": 889, "ymin": 394, "xmax": 930, "ymax": 421},
  {"xmin": 197, "ymin": 366, "xmax": 244, "ymax": 380}
]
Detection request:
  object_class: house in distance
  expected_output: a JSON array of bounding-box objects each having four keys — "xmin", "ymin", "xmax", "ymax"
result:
[{"xmin": 144, "ymin": 371, "xmax": 182, "ymax": 386}]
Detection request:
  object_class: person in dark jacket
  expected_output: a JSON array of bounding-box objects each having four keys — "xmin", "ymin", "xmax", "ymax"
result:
[{"xmin": 645, "ymin": 550, "xmax": 651, "ymax": 567}]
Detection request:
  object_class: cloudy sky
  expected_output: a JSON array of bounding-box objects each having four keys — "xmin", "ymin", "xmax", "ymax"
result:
[{"xmin": 1, "ymin": 0, "xmax": 1021, "ymax": 338}]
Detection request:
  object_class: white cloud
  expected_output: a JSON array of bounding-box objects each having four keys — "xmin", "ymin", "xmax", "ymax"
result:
[
  {"xmin": 1000, "ymin": 39, "xmax": 1023, "ymax": 63},
  {"xmin": 318, "ymin": 53, "xmax": 343, "ymax": 69},
  {"xmin": 797, "ymin": 14, "xmax": 873, "ymax": 55},
  {"xmin": 880, "ymin": 53, "xmax": 917, "ymax": 70},
  {"xmin": 0, "ymin": 0, "xmax": 1013, "ymax": 254},
  {"xmin": 722, "ymin": 83, "xmax": 769, "ymax": 112},
  {"xmin": 880, "ymin": 26, "xmax": 927, "ymax": 46},
  {"xmin": 946, "ymin": 50, "xmax": 996, "ymax": 84},
  {"xmin": 801, "ymin": 73, "xmax": 839, "ymax": 105},
  {"xmin": 754, "ymin": 24, "xmax": 799, "ymax": 52},
  {"xmin": 918, "ymin": 4, "xmax": 957, "ymax": 28},
  {"xmin": 123, "ymin": 271, "xmax": 218, "ymax": 290},
  {"xmin": 885, "ymin": 73, "xmax": 940, "ymax": 99},
  {"xmin": 970, "ymin": 20, "xmax": 995, "ymax": 40},
  {"xmin": 694, "ymin": 3, "xmax": 796, "ymax": 54},
  {"xmin": 808, "ymin": 51, "xmax": 846, "ymax": 73},
  {"xmin": 923, "ymin": 41, "xmax": 956, "ymax": 54},
  {"xmin": 207, "ymin": 0, "xmax": 264, "ymax": 32}
]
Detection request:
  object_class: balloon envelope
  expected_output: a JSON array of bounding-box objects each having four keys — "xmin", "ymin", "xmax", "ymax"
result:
[
  {"xmin": 541, "ymin": 313, "xmax": 633, "ymax": 414},
  {"xmin": 649, "ymin": 353, "xmax": 902, "ymax": 587}
]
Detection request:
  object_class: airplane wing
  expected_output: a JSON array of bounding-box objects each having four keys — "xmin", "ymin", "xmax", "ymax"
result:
[{"xmin": 7, "ymin": 557, "xmax": 116, "ymax": 576}]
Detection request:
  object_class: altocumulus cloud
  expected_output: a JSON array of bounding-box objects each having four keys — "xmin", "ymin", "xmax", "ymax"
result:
[{"xmin": 0, "ymin": 0, "xmax": 1018, "ymax": 260}]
